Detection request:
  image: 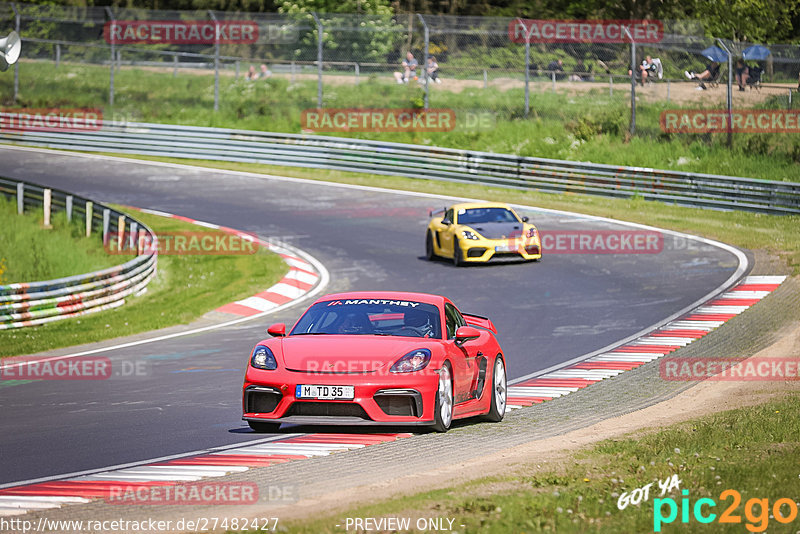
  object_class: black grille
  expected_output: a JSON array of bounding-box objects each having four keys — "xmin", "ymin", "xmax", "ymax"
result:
[
  {"xmin": 375, "ymin": 395, "xmax": 418, "ymax": 417},
  {"xmin": 286, "ymin": 402, "xmax": 369, "ymax": 419},
  {"xmin": 245, "ymin": 390, "xmax": 281, "ymax": 413},
  {"xmin": 467, "ymin": 247, "xmax": 486, "ymax": 258}
]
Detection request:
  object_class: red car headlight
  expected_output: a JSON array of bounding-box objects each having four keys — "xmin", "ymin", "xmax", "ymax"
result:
[
  {"xmin": 390, "ymin": 349, "xmax": 432, "ymax": 373},
  {"xmin": 251, "ymin": 346, "xmax": 278, "ymax": 370}
]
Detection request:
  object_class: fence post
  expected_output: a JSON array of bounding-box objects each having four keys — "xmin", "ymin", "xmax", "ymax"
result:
[
  {"xmin": 624, "ymin": 27, "xmax": 636, "ymax": 135},
  {"xmin": 609, "ymin": 75, "xmax": 613, "ymax": 96},
  {"xmin": 102, "ymin": 208, "xmax": 110, "ymax": 245},
  {"xmin": 516, "ymin": 18, "xmax": 532, "ymax": 118},
  {"xmin": 235, "ymin": 60, "xmax": 239, "ymax": 79},
  {"xmin": 667, "ymin": 79, "xmax": 670, "ymax": 102},
  {"xmin": 12, "ymin": 2, "xmax": 19, "ymax": 104},
  {"xmin": 16, "ymin": 182, "xmax": 23, "ymax": 214},
  {"xmin": 417, "ymin": 14, "xmax": 430, "ymax": 110},
  {"xmin": 43, "ymin": 188, "xmax": 51, "ymax": 228},
  {"xmin": 105, "ymin": 7, "xmax": 115, "ymax": 106},
  {"xmin": 311, "ymin": 12, "xmax": 323, "ymax": 109},
  {"xmin": 85, "ymin": 201, "xmax": 93, "ymax": 237},
  {"xmin": 209, "ymin": 10, "xmax": 220, "ymax": 112},
  {"xmin": 55, "ymin": 43, "xmax": 60, "ymax": 68},
  {"xmin": 483, "ymin": 69, "xmax": 487, "ymax": 89},
  {"xmin": 66, "ymin": 195, "xmax": 73, "ymax": 222},
  {"xmin": 717, "ymin": 39, "xmax": 733, "ymax": 147},
  {"xmin": 129, "ymin": 221, "xmax": 138, "ymax": 251},
  {"xmin": 117, "ymin": 215, "xmax": 125, "ymax": 251},
  {"xmin": 789, "ymin": 88, "xmax": 793, "ymax": 109},
  {"xmin": 354, "ymin": 62, "xmax": 359, "ymax": 85},
  {"xmin": 173, "ymin": 54, "xmax": 178, "ymax": 77}
]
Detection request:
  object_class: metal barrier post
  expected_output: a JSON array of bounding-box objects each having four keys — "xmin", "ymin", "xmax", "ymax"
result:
[
  {"xmin": 105, "ymin": 7, "xmax": 115, "ymax": 106},
  {"xmin": 418, "ymin": 14, "xmax": 429, "ymax": 110},
  {"xmin": 174, "ymin": 55, "xmax": 178, "ymax": 77},
  {"xmin": 43, "ymin": 188, "xmax": 51, "ymax": 227},
  {"xmin": 209, "ymin": 10, "xmax": 220, "ymax": 112},
  {"xmin": 55, "ymin": 43, "xmax": 60, "ymax": 68},
  {"xmin": 312, "ymin": 12, "xmax": 323, "ymax": 109},
  {"xmin": 66, "ymin": 195, "xmax": 72, "ymax": 222},
  {"xmin": 354, "ymin": 62, "xmax": 359, "ymax": 85},
  {"xmin": 717, "ymin": 39, "xmax": 733, "ymax": 147},
  {"xmin": 129, "ymin": 221, "xmax": 137, "ymax": 250},
  {"xmin": 625, "ymin": 27, "xmax": 636, "ymax": 135},
  {"xmin": 12, "ymin": 2, "xmax": 19, "ymax": 104},
  {"xmin": 16, "ymin": 182, "xmax": 23, "ymax": 214},
  {"xmin": 516, "ymin": 18, "xmax": 532, "ymax": 117},
  {"xmin": 483, "ymin": 69, "xmax": 487, "ymax": 89},
  {"xmin": 102, "ymin": 208, "xmax": 110, "ymax": 245},
  {"xmin": 85, "ymin": 201, "xmax": 93, "ymax": 237}
]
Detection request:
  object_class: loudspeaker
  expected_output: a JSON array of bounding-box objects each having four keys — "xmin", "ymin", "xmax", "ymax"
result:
[{"xmin": 0, "ymin": 31, "xmax": 21, "ymax": 72}]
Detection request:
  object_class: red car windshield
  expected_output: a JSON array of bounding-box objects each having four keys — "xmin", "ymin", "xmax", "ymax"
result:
[{"xmin": 290, "ymin": 299, "xmax": 442, "ymax": 339}]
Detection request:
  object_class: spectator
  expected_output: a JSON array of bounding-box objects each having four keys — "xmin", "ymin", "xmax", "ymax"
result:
[
  {"xmin": 629, "ymin": 55, "xmax": 657, "ymax": 86},
  {"xmin": 245, "ymin": 65, "xmax": 258, "ymax": 81},
  {"xmin": 570, "ymin": 59, "xmax": 593, "ymax": 82},
  {"xmin": 393, "ymin": 52, "xmax": 418, "ymax": 84},
  {"xmin": 684, "ymin": 61, "xmax": 720, "ymax": 90},
  {"xmin": 426, "ymin": 56, "xmax": 441, "ymax": 84},
  {"xmin": 546, "ymin": 59, "xmax": 564, "ymax": 81},
  {"xmin": 258, "ymin": 63, "xmax": 272, "ymax": 79},
  {"xmin": 735, "ymin": 59, "xmax": 748, "ymax": 91}
]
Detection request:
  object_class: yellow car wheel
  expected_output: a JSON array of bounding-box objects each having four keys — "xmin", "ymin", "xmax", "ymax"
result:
[
  {"xmin": 453, "ymin": 240, "xmax": 464, "ymax": 267},
  {"xmin": 426, "ymin": 231, "xmax": 437, "ymax": 261}
]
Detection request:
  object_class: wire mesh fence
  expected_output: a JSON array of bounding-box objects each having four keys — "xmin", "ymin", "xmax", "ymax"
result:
[{"xmin": 1, "ymin": 2, "xmax": 799, "ymax": 141}]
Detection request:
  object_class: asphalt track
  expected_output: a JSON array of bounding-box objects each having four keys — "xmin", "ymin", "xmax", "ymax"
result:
[{"xmin": 0, "ymin": 146, "xmax": 745, "ymax": 487}]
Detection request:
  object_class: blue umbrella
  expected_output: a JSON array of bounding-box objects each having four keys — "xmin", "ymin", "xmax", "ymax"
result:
[
  {"xmin": 742, "ymin": 45, "xmax": 770, "ymax": 60},
  {"xmin": 700, "ymin": 45, "xmax": 728, "ymax": 63}
]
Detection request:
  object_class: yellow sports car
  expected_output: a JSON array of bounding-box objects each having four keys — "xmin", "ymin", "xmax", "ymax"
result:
[{"xmin": 425, "ymin": 202, "xmax": 542, "ymax": 266}]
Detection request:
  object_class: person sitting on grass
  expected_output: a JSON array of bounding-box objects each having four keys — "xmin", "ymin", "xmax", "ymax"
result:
[
  {"xmin": 393, "ymin": 52, "xmax": 418, "ymax": 84},
  {"xmin": 629, "ymin": 55, "xmax": 657, "ymax": 86},
  {"xmin": 684, "ymin": 61, "xmax": 720, "ymax": 90},
  {"xmin": 246, "ymin": 65, "xmax": 258, "ymax": 81},
  {"xmin": 546, "ymin": 59, "xmax": 564, "ymax": 80},
  {"xmin": 426, "ymin": 56, "xmax": 441, "ymax": 84},
  {"xmin": 258, "ymin": 63, "xmax": 272, "ymax": 79}
]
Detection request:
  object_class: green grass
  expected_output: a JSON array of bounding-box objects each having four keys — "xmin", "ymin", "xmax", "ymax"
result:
[
  {"xmin": 279, "ymin": 393, "xmax": 800, "ymax": 533},
  {"xmin": 2, "ymin": 61, "xmax": 799, "ymax": 181},
  {"xmin": 0, "ymin": 196, "xmax": 129, "ymax": 283},
  {"xmin": 0, "ymin": 204, "xmax": 288, "ymax": 357}
]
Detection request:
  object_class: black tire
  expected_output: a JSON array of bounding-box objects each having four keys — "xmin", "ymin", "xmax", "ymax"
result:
[
  {"xmin": 425, "ymin": 231, "xmax": 436, "ymax": 261},
  {"xmin": 453, "ymin": 240, "xmax": 464, "ymax": 267},
  {"xmin": 430, "ymin": 363, "xmax": 454, "ymax": 432},
  {"xmin": 483, "ymin": 356, "xmax": 507, "ymax": 422},
  {"xmin": 248, "ymin": 420, "xmax": 281, "ymax": 433}
]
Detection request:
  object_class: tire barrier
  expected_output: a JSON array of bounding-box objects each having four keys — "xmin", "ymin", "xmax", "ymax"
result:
[{"xmin": 0, "ymin": 177, "xmax": 157, "ymax": 329}]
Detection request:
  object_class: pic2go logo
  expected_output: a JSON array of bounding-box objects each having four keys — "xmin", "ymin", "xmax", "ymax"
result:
[{"xmin": 654, "ymin": 489, "xmax": 799, "ymax": 532}]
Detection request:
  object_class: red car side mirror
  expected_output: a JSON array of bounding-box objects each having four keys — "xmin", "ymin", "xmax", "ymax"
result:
[
  {"xmin": 454, "ymin": 326, "xmax": 480, "ymax": 346},
  {"xmin": 267, "ymin": 323, "xmax": 286, "ymax": 337}
]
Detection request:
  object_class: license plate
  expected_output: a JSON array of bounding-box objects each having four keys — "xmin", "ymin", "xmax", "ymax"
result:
[
  {"xmin": 495, "ymin": 244, "xmax": 516, "ymax": 253},
  {"xmin": 296, "ymin": 384, "xmax": 355, "ymax": 400}
]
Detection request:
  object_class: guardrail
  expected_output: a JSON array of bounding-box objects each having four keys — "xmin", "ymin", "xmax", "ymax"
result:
[
  {"xmin": 1, "ymin": 119, "xmax": 799, "ymax": 215},
  {"xmin": 0, "ymin": 177, "xmax": 157, "ymax": 329}
]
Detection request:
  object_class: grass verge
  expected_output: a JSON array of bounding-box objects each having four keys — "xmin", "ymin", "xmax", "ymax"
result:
[
  {"xmin": 95, "ymin": 155, "xmax": 800, "ymax": 275},
  {"xmin": 0, "ymin": 195, "xmax": 129, "ymax": 283},
  {"xmin": 0, "ymin": 204, "xmax": 288, "ymax": 357},
  {"xmin": 2, "ymin": 61, "xmax": 799, "ymax": 181},
  {"xmin": 280, "ymin": 392, "xmax": 800, "ymax": 533}
]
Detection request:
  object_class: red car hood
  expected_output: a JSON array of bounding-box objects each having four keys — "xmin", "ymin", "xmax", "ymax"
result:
[{"xmin": 277, "ymin": 335, "xmax": 436, "ymax": 373}]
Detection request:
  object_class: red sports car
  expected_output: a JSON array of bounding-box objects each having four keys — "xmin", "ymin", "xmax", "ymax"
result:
[{"xmin": 242, "ymin": 291, "xmax": 507, "ymax": 432}]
